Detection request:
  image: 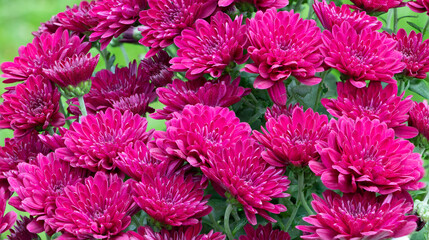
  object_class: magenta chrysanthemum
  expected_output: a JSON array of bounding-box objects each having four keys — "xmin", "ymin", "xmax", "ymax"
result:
[
  {"xmin": 56, "ymin": 1, "xmax": 99, "ymax": 33},
  {"xmin": 171, "ymin": 11, "xmax": 248, "ymax": 80},
  {"xmin": 321, "ymin": 81, "xmax": 418, "ymax": 139},
  {"xmin": 32, "ymin": 15, "xmax": 61, "ymax": 37},
  {"xmin": 0, "ymin": 189, "xmax": 16, "ymax": 235},
  {"xmin": 7, "ymin": 216, "xmax": 39, "ymax": 240},
  {"xmin": 409, "ymin": 100, "xmax": 429, "ymax": 140},
  {"xmin": 0, "ymin": 75, "xmax": 65, "ymax": 137},
  {"xmin": 321, "ymin": 22, "xmax": 405, "ymax": 88},
  {"xmin": 141, "ymin": 50, "xmax": 173, "ymax": 88},
  {"xmin": 129, "ymin": 224, "xmax": 225, "ymax": 240},
  {"xmin": 1, "ymin": 28, "xmax": 91, "ymax": 84},
  {"xmin": 151, "ymin": 76, "xmax": 250, "ymax": 120},
  {"xmin": 313, "ymin": 0, "xmax": 382, "ymax": 32},
  {"xmin": 7, "ymin": 153, "xmax": 87, "ymax": 235},
  {"xmin": 297, "ymin": 190, "xmax": 418, "ymax": 239},
  {"xmin": 408, "ymin": 0, "xmax": 429, "ymax": 14},
  {"xmin": 138, "ymin": 0, "xmax": 217, "ymax": 58},
  {"xmin": 218, "ymin": 0, "xmax": 289, "ymax": 10},
  {"xmin": 245, "ymin": 8, "xmax": 323, "ymax": 105},
  {"xmin": 254, "ymin": 105, "xmax": 330, "ymax": 167},
  {"xmin": 53, "ymin": 172, "xmax": 137, "ymax": 239},
  {"xmin": 350, "ymin": 0, "xmax": 404, "ymax": 12},
  {"xmin": 56, "ymin": 108, "xmax": 153, "ymax": 172},
  {"xmin": 150, "ymin": 104, "xmax": 252, "ymax": 167},
  {"xmin": 239, "ymin": 223, "xmax": 290, "ymax": 240},
  {"xmin": 89, "ymin": 0, "xmax": 147, "ymax": 49},
  {"xmin": 310, "ymin": 117, "xmax": 425, "ymax": 194},
  {"xmin": 201, "ymin": 139, "xmax": 290, "ymax": 225},
  {"xmin": 389, "ymin": 28, "xmax": 429, "ymax": 79}
]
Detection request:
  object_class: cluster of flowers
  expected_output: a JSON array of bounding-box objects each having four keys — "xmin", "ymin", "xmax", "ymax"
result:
[{"xmin": 1, "ymin": 0, "xmax": 429, "ymax": 239}]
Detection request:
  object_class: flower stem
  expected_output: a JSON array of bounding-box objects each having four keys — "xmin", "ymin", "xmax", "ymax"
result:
[
  {"xmin": 294, "ymin": 0, "xmax": 303, "ymax": 10},
  {"xmin": 209, "ymin": 212, "xmax": 224, "ymax": 232},
  {"xmin": 284, "ymin": 199, "xmax": 301, "ymax": 232},
  {"xmin": 307, "ymin": 0, "xmax": 314, "ymax": 19},
  {"xmin": 314, "ymin": 83, "xmax": 323, "ymax": 111},
  {"xmin": 120, "ymin": 44, "xmax": 130, "ymax": 64},
  {"xmin": 224, "ymin": 204, "xmax": 234, "ymax": 240},
  {"xmin": 386, "ymin": 9, "xmax": 393, "ymax": 31},
  {"xmin": 423, "ymin": 184, "xmax": 429, "ymax": 204},
  {"xmin": 78, "ymin": 95, "xmax": 88, "ymax": 119},
  {"xmin": 298, "ymin": 171, "xmax": 314, "ymax": 215},
  {"xmin": 393, "ymin": 8, "xmax": 398, "ymax": 33}
]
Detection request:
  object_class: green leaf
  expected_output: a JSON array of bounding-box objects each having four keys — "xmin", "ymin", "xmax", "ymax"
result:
[
  {"xmin": 409, "ymin": 79, "xmax": 429, "ymax": 99},
  {"xmin": 407, "ymin": 21, "xmax": 422, "ymax": 32}
]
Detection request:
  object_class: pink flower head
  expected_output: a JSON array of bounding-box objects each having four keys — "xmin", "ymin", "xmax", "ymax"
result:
[
  {"xmin": 409, "ymin": 100, "xmax": 429, "ymax": 140},
  {"xmin": 239, "ymin": 223, "xmax": 290, "ymax": 240},
  {"xmin": 7, "ymin": 216, "xmax": 39, "ymax": 240},
  {"xmin": 218, "ymin": 0, "xmax": 289, "ymax": 10},
  {"xmin": 313, "ymin": 0, "xmax": 382, "ymax": 32},
  {"xmin": 0, "ymin": 189, "xmax": 16, "ymax": 235},
  {"xmin": 32, "ymin": 15, "xmax": 61, "ymax": 37},
  {"xmin": 322, "ymin": 81, "xmax": 418, "ymax": 139},
  {"xmin": 321, "ymin": 22, "xmax": 405, "ymax": 88},
  {"xmin": 201, "ymin": 139, "xmax": 290, "ymax": 225},
  {"xmin": 350, "ymin": 0, "xmax": 404, "ymax": 12},
  {"xmin": 57, "ymin": 1, "xmax": 99, "ymax": 33},
  {"xmin": 7, "ymin": 153, "xmax": 87, "ymax": 235},
  {"xmin": 310, "ymin": 117, "xmax": 425, "ymax": 194},
  {"xmin": 264, "ymin": 104, "xmax": 298, "ymax": 120},
  {"xmin": 1, "ymin": 28, "xmax": 91, "ymax": 84},
  {"xmin": 254, "ymin": 105, "xmax": 330, "ymax": 167},
  {"xmin": 151, "ymin": 76, "xmax": 250, "ymax": 120},
  {"xmin": 129, "ymin": 223, "xmax": 225, "ymax": 240},
  {"xmin": 150, "ymin": 104, "xmax": 252, "ymax": 167},
  {"xmin": 0, "ymin": 75, "xmax": 65, "ymax": 137},
  {"xmin": 141, "ymin": 50, "xmax": 173, "ymax": 88},
  {"xmin": 245, "ymin": 8, "xmax": 324, "ymax": 105},
  {"xmin": 389, "ymin": 29, "xmax": 429, "ymax": 79},
  {"xmin": 408, "ymin": 0, "xmax": 429, "ymax": 14},
  {"xmin": 171, "ymin": 12, "xmax": 248, "ymax": 80},
  {"xmin": 139, "ymin": 0, "xmax": 217, "ymax": 58},
  {"xmin": 53, "ymin": 172, "xmax": 137, "ymax": 239},
  {"xmin": 297, "ymin": 190, "xmax": 418, "ymax": 239},
  {"xmin": 89, "ymin": 0, "xmax": 147, "ymax": 49}
]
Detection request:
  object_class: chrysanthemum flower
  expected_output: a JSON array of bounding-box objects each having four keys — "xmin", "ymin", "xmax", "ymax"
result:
[
  {"xmin": 139, "ymin": 0, "xmax": 217, "ymax": 58},
  {"xmin": 53, "ymin": 172, "xmax": 137, "ymax": 239},
  {"xmin": 151, "ymin": 76, "xmax": 250, "ymax": 120},
  {"xmin": 89, "ymin": 0, "xmax": 147, "ymax": 49},
  {"xmin": 239, "ymin": 223, "xmax": 290, "ymax": 240},
  {"xmin": 321, "ymin": 22, "xmax": 405, "ymax": 88},
  {"xmin": 254, "ymin": 105, "xmax": 330, "ymax": 167},
  {"xmin": 321, "ymin": 81, "xmax": 418, "ymax": 139},
  {"xmin": 1, "ymin": 28, "xmax": 91, "ymax": 84},
  {"xmin": 129, "ymin": 223, "xmax": 225, "ymax": 240},
  {"xmin": 388, "ymin": 28, "xmax": 429, "ymax": 79},
  {"xmin": 297, "ymin": 190, "xmax": 418, "ymax": 239},
  {"xmin": 245, "ymin": 8, "xmax": 324, "ymax": 105},
  {"xmin": 310, "ymin": 117, "xmax": 425, "ymax": 194},
  {"xmin": 313, "ymin": 0, "xmax": 382, "ymax": 32},
  {"xmin": 0, "ymin": 75, "xmax": 65, "ymax": 137},
  {"xmin": 32, "ymin": 15, "xmax": 61, "ymax": 37},
  {"xmin": 7, "ymin": 153, "xmax": 87, "ymax": 235},
  {"xmin": 150, "ymin": 104, "xmax": 252, "ymax": 167},
  {"xmin": 0, "ymin": 190, "xmax": 15, "ymax": 236},
  {"xmin": 409, "ymin": 100, "xmax": 429, "ymax": 140},
  {"xmin": 264, "ymin": 104, "xmax": 297, "ymax": 120},
  {"xmin": 38, "ymin": 127, "xmax": 67, "ymax": 151},
  {"xmin": 171, "ymin": 12, "xmax": 248, "ymax": 80},
  {"xmin": 56, "ymin": 1, "xmax": 99, "ymax": 33},
  {"xmin": 408, "ymin": 0, "xmax": 429, "ymax": 14},
  {"xmin": 218, "ymin": 0, "xmax": 289, "ymax": 10},
  {"xmin": 350, "ymin": 0, "xmax": 404, "ymax": 12},
  {"xmin": 7, "ymin": 216, "xmax": 39, "ymax": 240},
  {"xmin": 141, "ymin": 50, "xmax": 173, "ymax": 88},
  {"xmin": 56, "ymin": 108, "xmax": 153, "ymax": 172},
  {"xmin": 201, "ymin": 139, "xmax": 290, "ymax": 225}
]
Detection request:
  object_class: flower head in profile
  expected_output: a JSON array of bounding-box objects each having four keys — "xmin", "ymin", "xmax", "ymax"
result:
[
  {"xmin": 129, "ymin": 223, "xmax": 225, "ymax": 240},
  {"xmin": 56, "ymin": 108, "xmax": 153, "ymax": 172},
  {"xmin": 254, "ymin": 105, "xmax": 330, "ymax": 167},
  {"xmin": 7, "ymin": 216, "xmax": 38, "ymax": 240},
  {"xmin": 310, "ymin": 117, "xmax": 425, "ymax": 194},
  {"xmin": 139, "ymin": 0, "xmax": 217, "ymax": 57},
  {"xmin": 322, "ymin": 81, "xmax": 418, "ymax": 139},
  {"xmin": 0, "ymin": 189, "xmax": 16, "ymax": 235},
  {"xmin": 53, "ymin": 172, "xmax": 137, "ymax": 239},
  {"xmin": 0, "ymin": 75, "xmax": 65, "ymax": 137},
  {"xmin": 171, "ymin": 12, "xmax": 248, "ymax": 80},
  {"xmin": 245, "ymin": 8, "xmax": 323, "ymax": 105},
  {"xmin": 141, "ymin": 50, "xmax": 173, "ymax": 88},
  {"xmin": 201, "ymin": 139, "xmax": 290, "ymax": 225},
  {"xmin": 409, "ymin": 100, "xmax": 429, "ymax": 140},
  {"xmin": 56, "ymin": 1, "xmax": 99, "ymax": 33},
  {"xmin": 150, "ymin": 104, "xmax": 252, "ymax": 167},
  {"xmin": 408, "ymin": 0, "xmax": 429, "ymax": 14},
  {"xmin": 350, "ymin": 0, "xmax": 404, "ymax": 12},
  {"xmin": 321, "ymin": 22, "xmax": 404, "ymax": 88},
  {"xmin": 151, "ymin": 76, "xmax": 250, "ymax": 120},
  {"xmin": 297, "ymin": 190, "xmax": 418, "ymax": 239},
  {"xmin": 32, "ymin": 15, "xmax": 61, "ymax": 37},
  {"xmin": 239, "ymin": 223, "xmax": 290, "ymax": 240},
  {"xmin": 89, "ymin": 0, "xmax": 147, "ymax": 49},
  {"xmin": 218, "ymin": 0, "xmax": 289, "ymax": 10},
  {"xmin": 313, "ymin": 0, "xmax": 382, "ymax": 32}
]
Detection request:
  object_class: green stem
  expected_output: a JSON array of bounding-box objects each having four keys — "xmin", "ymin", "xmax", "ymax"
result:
[
  {"xmin": 232, "ymin": 208, "xmax": 240, "ymax": 222},
  {"xmin": 423, "ymin": 184, "xmax": 429, "ymax": 204},
  {"xmin": 307, "ymin": 0, "xmax": 314, "ymax": 19},
  {"xmin": 398, "ymin": 76, "xmax": 405, "ymax": 95},
  {"xmin": 78, "ymin": 95, "xmax": 88, "ymax": 119},
  {"xmin": 294, "ymin": 0, "xmax": 303, "ymax": 11},
  {"xmin": 423, "ymin": 17, "xmax": 429, "ymax": 37},
  {"xmin": 209, "ymin": 212, "xmax": 224, "ymax": 232},
  {"xmin": 298, "ymin": 171, "xmax": 314, "ymax": 215},
  {"xmin": 386, "ymin": 9, "xmax": 393, "ymax": 31},
  {"xmin": 314, "ymin": 83, "xmax": 323, "ymax": 111},
  {"xmin": 120, "ymin": 44, "xmax": 129, "ymax": 64},
  {"xmin": 224, "ymin": 204, "xmax": 234, "ymax": 240},
  {"xmin": 393, "ymin": 8, "xmax": 398, "ymax": 33},
  {"xmin": 284, "ymin": 200, "xmax": 301, "ymax": 232}
]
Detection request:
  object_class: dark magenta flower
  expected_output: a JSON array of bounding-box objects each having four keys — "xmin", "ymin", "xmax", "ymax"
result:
[
  {"xmin": 0, "ymin": 75, "xmax": 65, "ymax": 137},
  {"xmin": 56, "ymin": 1, "xmax": 99, "ymax": 33},
  {"xmin": 7, "ymin": 216, "xmax": 38, "ymax": 240},
  {"xmin": 201, "ymin": 139, "xmax": 290, "ymax": 225},
  {"xmin": 350, "ymin": 0, "xmax": 404, "ymax": 12},
  {"xmin": 151, "ymin": 76, "xmax": 250, "ymax": 120},
  {"xmin": 321, "ymin": 22, "xmax": 405, "ymax": 88},
  {"xmin": 32, "ymin": 15, "xmax": 61, "ymax": 37},
  {"xmin": 171, "ymin": 11, "xmax": 248, "ymax": 80},
  {"xmin": 238, "ymin": 223, "xmax": 290, "ymax": 240},
  {"xmin": 0, "ymin": 189, "xmax": 16, "ymax": 235},
  {"xmin": 129, "ymin": 223, "xmax": 225, "ymax": 240},
  {"xmin": 53, "ymin": 172, "xmax": 137, "ymax": 239},
  {"xmin": 297, "ymin": 190, "xmax": 418, "ymax": 239},
  {"xmin": 322, "ymin": 81, "xmax": 418, "ymax": 139},
  {"xmin": 141, "ymin": 50, "xmax": 173, "ymax": 88},
  {"xmin": 56, "ymin": 108, "xmax": 153, "ymax": 172},
  {"xmin": 310, "ymin": 117, "xmax": 425, "ymax": 194},
  {"xmin": 219, "ymin": 0, "xmax": 288, "ymax": 10},
  {"xmin": 245, "ymin": 8, "xmax": 324, "ymax": 105},
  {"xmin": 264, "ymin": 104, "xmax": 297, "ymax": 120},
  {"xmin": 254, "ymin": 105, "xmax": 330, "ymax": 167},
  {"xmin": 139, "ymin": 0, "xmax": 217, "ymax": 57},
  {"xmin": 409, "ymin": 100, "xmax": 429, "ymax": 140},
  {"xmin": 408, "ymin": 0, "xmax": 429, "ymax": 14}
]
